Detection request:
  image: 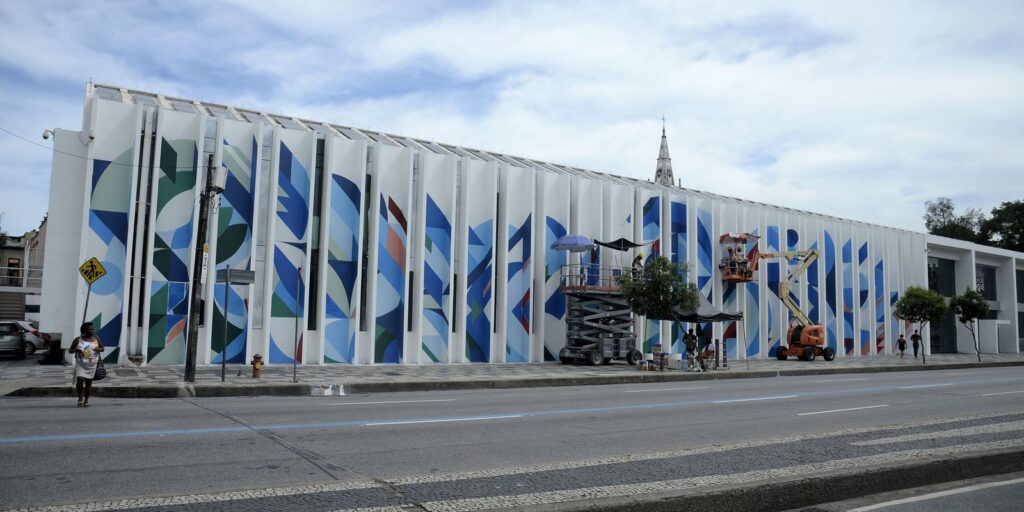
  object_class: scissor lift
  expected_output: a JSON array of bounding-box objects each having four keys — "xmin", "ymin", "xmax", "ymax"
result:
[{"xmin": 558, "ymin": 265, "xmax": 644, "ymax": 366}]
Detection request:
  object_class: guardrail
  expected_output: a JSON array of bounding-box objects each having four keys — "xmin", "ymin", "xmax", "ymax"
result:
[
  {"xmin": 559, "ymin": 264, "xmax": 640, "ymax": 294},
  {"xmin": 0, "ymin": 266, "xmax": 42, "ymax": 288}
]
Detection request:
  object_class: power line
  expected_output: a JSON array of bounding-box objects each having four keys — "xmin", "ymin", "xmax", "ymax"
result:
[{"xmin": 0, "ymin": 126, "xmax": 213, "ymax": 170}]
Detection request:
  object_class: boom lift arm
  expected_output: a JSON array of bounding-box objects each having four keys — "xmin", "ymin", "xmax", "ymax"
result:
[{"xmin": 753, "ymin": 249, "xmax": 820, "ymax": 328}]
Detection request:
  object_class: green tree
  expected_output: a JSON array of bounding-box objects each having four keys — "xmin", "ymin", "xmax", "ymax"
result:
[
  {"xmin": 923, "ymin": 197, "xmax": 985, "ymax": 243},
  {"xmin": 617, "ymin": 256, "xmax": 699, "ymax": 322},
  {"xmin": 893, "ymin": 286, "xmax": 946, "ymax": 365},
  {"xmin": 949, "ymin": 288, "xmax": 989, "ymax": 363},
  {"xmin": 980, "ymin": 200, "xmax": 1024, "ymax": 252}
]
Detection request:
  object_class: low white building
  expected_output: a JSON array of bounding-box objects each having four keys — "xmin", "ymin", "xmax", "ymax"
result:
[{"xmin": 39, "ymin": 83, "xmax": 1024, "ymax": 365}]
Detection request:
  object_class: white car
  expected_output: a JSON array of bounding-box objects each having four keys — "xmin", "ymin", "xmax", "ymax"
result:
[{"xmin": 13, "ymin": 321, "xmax": 50, "ymax": 355}]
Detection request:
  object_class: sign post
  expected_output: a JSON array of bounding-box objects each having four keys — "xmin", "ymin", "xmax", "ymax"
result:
[
  {"xmin": 78, "ymin": 257, "xmax": 107, "ymax": 326},
  {"xmin": 215, "ymin": 268, "xmax": 255, "ymax": 382}
]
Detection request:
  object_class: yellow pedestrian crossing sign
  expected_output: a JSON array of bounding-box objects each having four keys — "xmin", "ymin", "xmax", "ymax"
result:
[{"xmin": 79, "ymin": 257, "xmax": 107, "ymax": 284}]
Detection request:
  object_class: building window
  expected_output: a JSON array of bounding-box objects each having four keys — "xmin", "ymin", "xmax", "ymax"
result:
[
  {"xmin": 927, "ymin": 257, "xmax": 956, "ymax": 297},
  {"xmin": 1017, "ymin": 270, "xmax": 1024, "ymax": 304},
  {"xmin": 975, "ymin": 264, "xmax": 997, "ymax": 301}
]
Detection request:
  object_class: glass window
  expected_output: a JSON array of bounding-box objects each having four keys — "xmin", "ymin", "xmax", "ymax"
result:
[
  {"xmin": 928, "ymin": 257, "xmax": 956, "ymax": 297},
  {"xmin": 975, "ymin": 264, "xmax": 997, "ymax": 301},
  {"xmin": 1017, "ymin": 270, "xmax": 1024, "ymax": 303}
]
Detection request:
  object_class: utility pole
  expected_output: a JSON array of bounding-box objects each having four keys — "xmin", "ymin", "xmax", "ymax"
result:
[{"xmin": 185, "ymin": 155, "xmax": 226, "ymax": 383}]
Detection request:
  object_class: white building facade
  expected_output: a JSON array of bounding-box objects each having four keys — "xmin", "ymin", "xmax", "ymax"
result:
[{"xmin": 39, "ymin": 84, "xmax": 1024, "ymax": 365}]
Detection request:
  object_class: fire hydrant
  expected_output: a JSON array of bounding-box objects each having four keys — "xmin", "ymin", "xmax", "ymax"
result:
[{"xmin": 251, "ymin": 354, "xmax": 263, "ymax": 378}]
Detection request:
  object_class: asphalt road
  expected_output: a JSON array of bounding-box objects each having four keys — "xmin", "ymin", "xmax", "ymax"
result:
[
  {"xmin": 1, "ymin": 366, "xmax": 1023, "ymax": 511},
  {"xmin": 796, "ymin": 471, "xmax": 1024, "ymax": 511}
]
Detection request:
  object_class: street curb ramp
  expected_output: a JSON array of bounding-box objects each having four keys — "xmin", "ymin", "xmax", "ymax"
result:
[{"xmin": 521, "ymin": 447, "xmax": 1024, "ymax": 512}]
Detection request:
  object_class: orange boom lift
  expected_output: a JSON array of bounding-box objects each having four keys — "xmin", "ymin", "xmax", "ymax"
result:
[{"xmin": 718, "ymin": 233, "xmax": 835, "ymax": 362}]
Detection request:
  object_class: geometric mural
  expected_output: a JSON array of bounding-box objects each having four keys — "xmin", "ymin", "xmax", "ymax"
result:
[
  {"xmin": 419, "ymin": 152, "xmax": 455, "ymax": 364},
  {"xmin": 80, "ymin": 99, "xmax": 142, "ymax": 364},
  {"xmin": 464, "ymin": 161, "xmax": 496, "ymax": 363},
  {"xmin": 504, "ymin": 165, "xmax": 533, "ymax": 363},
  {"xmin": 322, "ymin": 135, "xmax": 364, "ymax": 364},
  {"xmin": 669, "ymin": 195, "xmax": 687, "ymax": 353},
  {"xmin": 542, "ymin": 171, "xmax": 570, "ymax": 362},
  {"xmin": 146, "ymin": 110, "xmax": 201, "ymax": 364},
  {"xmin": 373, "ymin": 145, "xmax": 411, "ymax": 364},
  {"xmin": 267, "ymin": 129, "xmax": 314, "ymax": 364},
  {"xmin": 211, "ymin": 120, "xmax": 260, "ymax": 364}
]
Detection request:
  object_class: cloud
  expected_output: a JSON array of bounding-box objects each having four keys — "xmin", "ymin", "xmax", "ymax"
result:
[{"xmin": 0, "ymin": 0, "xmax": 1022, "ymax": 235}]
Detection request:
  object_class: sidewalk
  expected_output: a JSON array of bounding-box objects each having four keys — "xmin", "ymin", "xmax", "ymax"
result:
[{"xmin": 2, "ymin": 352, "xmax": 1022, "ymax": 398}]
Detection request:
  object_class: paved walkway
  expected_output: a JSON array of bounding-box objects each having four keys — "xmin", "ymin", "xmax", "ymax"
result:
[{"xmin": 2, "ymin": 352, "xmax": 1022, "ymax": 397}]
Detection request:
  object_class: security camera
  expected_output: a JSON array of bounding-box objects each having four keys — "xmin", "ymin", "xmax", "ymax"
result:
[
  {"xmin": 42, "ymin": 130, "xmax": 52, "ymax": 140},
  {"xmin": 88, "ymin": 130, "xmax": 95, "ymax": 140}
]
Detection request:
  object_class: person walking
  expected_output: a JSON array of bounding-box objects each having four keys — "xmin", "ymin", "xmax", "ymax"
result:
[
  {"xmin": 69, "ymin": 322, "xmax": 103, "ymax": 407},
  {"xmin": 896, "ymin": 334, "xmax": 907, "ymax": 359},
  {"xmin": 683, "ymin": 328, "xmax": 698, "ymax": 371},
  {"xmin": 911, "ymin": 330, "xmax": 922, "ymax": 359}
]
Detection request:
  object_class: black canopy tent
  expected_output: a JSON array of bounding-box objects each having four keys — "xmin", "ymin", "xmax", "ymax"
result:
[
  {"xmin": 595, "ymin": 237, "xmax": 652, "ymax": 251},
  {"xmin": 645, "ymin": 291, "xmax": 743, "ymax": 323}
]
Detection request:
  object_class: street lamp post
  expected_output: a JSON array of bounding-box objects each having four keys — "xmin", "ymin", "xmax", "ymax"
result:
[{"xmin": 184, "ymin": 154, "xmax": 226, "ymax": 383}]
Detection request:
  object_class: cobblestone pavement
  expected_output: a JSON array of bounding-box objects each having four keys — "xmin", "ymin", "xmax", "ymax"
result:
[
  {"xmin": 4, "ymin": 410, "xmax": 1023, "ymax": 512},
  {"xmin": 1, "ymin": 353, "xmax": 1022, "ymax": 393}
]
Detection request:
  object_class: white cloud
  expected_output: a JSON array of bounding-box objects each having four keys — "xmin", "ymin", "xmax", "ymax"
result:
[{"xmin": 0, "ymin": 0, "xmax": 1021, "ymax": 234}]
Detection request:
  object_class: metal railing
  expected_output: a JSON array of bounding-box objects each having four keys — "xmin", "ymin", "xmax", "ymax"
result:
[
  {"xmin": 559, "ymin": 264, "xmax": 640, "ymax": 293},
  {"xmin": 0, "ymin": 266, "xmax": 43, "ymax": 288}
]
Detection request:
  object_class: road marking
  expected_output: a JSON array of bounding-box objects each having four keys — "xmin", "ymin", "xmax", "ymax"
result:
[
  {"xmin": 982, "ymin": 390, "xmax": 1024, "ymax": 397},
  {"xmin": 713, "ymin": 395, "xmax": 798, "ymax": 404},
  {"xmin": 899, "ymin": 382, "xmax": 954, "ymax": 389},
  {"xmin": 814, "ymin": 377, "xmax": 870, "ymax": 383},
  {"xmin": 851, "ymin": 420, "xmax": 1024, "ymax": 446},
  {"xmin": 945, "ymin": 372, "xmax": 973, "ymax": 376},
  {"xmin": 797, "ymin": 404, "xmax": 888, "ymax": 416},
  {"xmin": 323, "ymin": 399, "xmax": 456, "ymax": 406},
  {"xmin": 624, "ymin": 386, "xmax": 709, "ymax": 393},
  {"xmin": 363, "ymin": 414, "xmax": 522, "ymax": 426},
  {"xmin": 849, "ymin": 476, "xmax": 1024, "ymax": 511}
]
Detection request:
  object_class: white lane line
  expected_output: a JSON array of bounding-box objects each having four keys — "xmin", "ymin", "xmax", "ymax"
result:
[
  {"xmin": 323, "ymin": 399, "xmax": 456, "ymax": 406},
  {"xmin": 850, "ymin": 476, "xmax": 1024, "ymax": 511},
  {"xmin": 813, "ymin": 377, "xmax": 870, "ymax": 383},
  {"xmin": 713, "ymin": 395, "xmax": 798, "ymax": 404},
  {"xmin": 363, "ymin": 415, "xmax": 522, "ymax": 427},
  {"xmin": 982, "ymin": 390, "xmax": 1024, "ymax": 397},
  {"xmin": 623, "ymin": 386, "xmax": 709, "ymax": 393},
  {"xmin": 944, "ymin": 372, "xmax": 973, "ymax": 376},
  {"xmin": 899, "ymin": 382, "xmax": 954, "ymax": 389},
  {"xmin": 851, "ymin": 420, "xmax": 1024, "ymax": 446},
  {"xmin": 797, "ymin": 404, "xmax": 888, "ymax": 416}
]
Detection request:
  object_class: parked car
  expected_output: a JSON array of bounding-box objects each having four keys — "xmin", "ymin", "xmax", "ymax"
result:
[
  {"xmin": 0, "ymin": 321, "xmax": 26, "ymax": 359},
  {"xmin": 15, "ymin": 320, "xmax": 51, "ymax": 354}
]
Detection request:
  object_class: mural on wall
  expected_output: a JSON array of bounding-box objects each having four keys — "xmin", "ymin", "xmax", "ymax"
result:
[
  {"xmin": 465, "ymin": 162, "xmax": 495, "ymax": 362},
  {"xmin": 696, "ymin": 200, "xmax": 713, "ymax": 343},
  {"xmin": 81, "ymin": 100, "xmax": 142, "ymax": 363},
  {"xmin": 268, "ymin": 131, "xmax": 313, "ymax": 364},
  {"xmin": 859, "ymin": 239, "xmax": 871, "ymax": 355},
  {"xmin": 875, "ymin": 241, "xmax": 886, "ymax": 355},
  {"xmin": 420, "ymin": 153, "xmax": 455, "ymax": 363},
  {"xmin": 542, "ymin": 172, "xmax": 570, "ymax": 362},
  {"xmin": 374, "ymin": 146, "xmax": 410, "ymax": 364},
  {"xmin": 744, "ymin": 221, "xmax": 761, "ymax": 358},
  {"xmin": 808, "ymin": 241, "xmax": 820, "ymax": 326},
  {"xmin": 765, "ymin": 223, "xmax": 781, "ymax": 356},
  {"xmin": 642, "ymin": 192, "xmax": 661, "ymax": 352},
  {"xmin": 322, "ymin": 136, "xmax": 363, "ymax": 364},
  {"xmin": 504, "ymin": 166, "xmax": 533, "ymax": 363},
  {"xmin": 669, "ymin": 196, "xmax": 688, "ymax": 353},
  {"xmin": 842, "ymin": 236, "xmax": 855, "ymax": 355},
  {"xmin": 211, "ymin": 121, "xmax": 259, "ymax": 365},
  {"xmin": 786, "ymin": 226, "xmax": 801, "ymax": 324},
  {"xmin": 146, "ymin": 111, "xmax": 201, "ymax": 365},
  {"xmin": 888, "ymin": 233, "xmax": 902, "ymax": 349},
  {"xmin": 824, "ymin": 227, "xmax": 838, "ymax": 352}
]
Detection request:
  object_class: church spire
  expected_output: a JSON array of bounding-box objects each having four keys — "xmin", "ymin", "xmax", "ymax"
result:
[{"xmin": 655, "ymin": 117, "xmax": 674, "ymax": 186}]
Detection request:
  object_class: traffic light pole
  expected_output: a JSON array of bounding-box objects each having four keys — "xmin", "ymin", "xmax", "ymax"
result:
[{"xmin": 184, "ymin": 155, "xmax": 215, "ymax": 383}]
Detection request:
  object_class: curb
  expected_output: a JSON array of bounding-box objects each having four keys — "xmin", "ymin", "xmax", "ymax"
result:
[
  {"xmin": 522, "ymin": 446, "xmax": 1024, "ymax": 512},
  {"xmin": 6, "ymin": 360, "xmax": 1023, "ymax": 398}
]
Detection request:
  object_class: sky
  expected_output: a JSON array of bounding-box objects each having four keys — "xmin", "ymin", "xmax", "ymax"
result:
[{"xmin": 1, "ymin": 0, "xmax": 1022, "ymax": 235}]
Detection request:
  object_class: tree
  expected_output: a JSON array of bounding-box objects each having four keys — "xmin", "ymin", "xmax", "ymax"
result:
[
  {"xmin": 949, "ymin": 289, "xmax": 989, "ymax": 363},
  {"xmin": 980, "ymin": 200, "xmax": 1024, "ymax": 252},
  {"xmin": 617, "ymin": 256, "xmax": 699, "ymax": 323},
  {"xmin": 923, "ymin": 197, "xmax": 985, "ymax": 243},
  {"xmin": 893, "ymin": 286, "xmax": 946, "ymax": 364}
]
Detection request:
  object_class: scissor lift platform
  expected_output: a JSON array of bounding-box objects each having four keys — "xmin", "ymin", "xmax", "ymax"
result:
[{"xmin": 558, "ymin": 265, "xmax": 642, "ymax": 366}]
